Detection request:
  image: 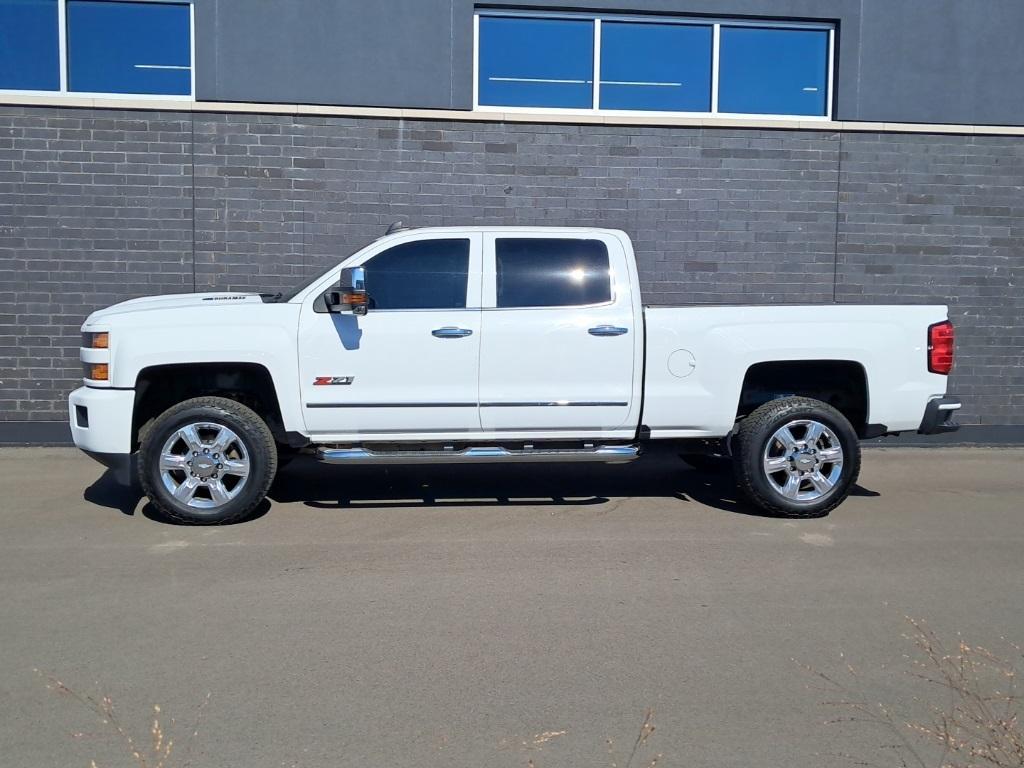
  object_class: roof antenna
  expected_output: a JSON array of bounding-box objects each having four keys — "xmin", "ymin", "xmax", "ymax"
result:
[{"xmin": 385, "ymin": 220, "xmax": 408, "ymax": 235}]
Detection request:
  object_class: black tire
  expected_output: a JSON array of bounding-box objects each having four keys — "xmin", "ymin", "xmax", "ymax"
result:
[
  {"xmin": 680, "ymin": 452, "xmax": 732, "ymax": 474},
  {"xmin": 733, "ymin": 396, "xmax": 861, "ymax": 518},
  {"xmin": 137, "ymin": 396, "xmax": 277, "ymax": 525}
]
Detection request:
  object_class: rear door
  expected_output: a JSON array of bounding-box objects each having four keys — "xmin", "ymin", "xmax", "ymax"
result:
[{"xmin": 478, "ymin": 232, "xmax": 638, "ymax": 433}]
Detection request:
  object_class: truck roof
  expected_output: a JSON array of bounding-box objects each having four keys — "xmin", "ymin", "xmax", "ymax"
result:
[{"xmin": 377, "ymin": 225, "xmax": 628, "ymax": 237}]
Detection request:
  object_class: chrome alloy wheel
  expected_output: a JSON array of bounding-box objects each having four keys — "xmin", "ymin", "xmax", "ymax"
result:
[
  {"xmin": 761, "ymin": 419, "xmax": 844, "ymax": 504},
  {"xmin": 159, "ymin": 422, "xmax": 251, "ymax": 509}
]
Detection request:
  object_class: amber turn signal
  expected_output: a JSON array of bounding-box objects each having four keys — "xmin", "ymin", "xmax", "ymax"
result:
[
  {"xmin": 89, "ymin": 363, "xmax": 109, "ymax": 381},
  {"xmin": 342, "ymin": 292, "xmax": 367, "ymax": 305},
  {"xmin": 91, "ymin": 332, "xmax": 109, "ymax": 349}
]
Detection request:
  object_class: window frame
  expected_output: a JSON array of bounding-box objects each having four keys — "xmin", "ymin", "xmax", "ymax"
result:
[
  {"xmin": 0, "ymin": 0, "xmax": 194, "ymax": 101},
  {"xmin": 473, "ymin": 10, "xmax": 835, "ymax": 121}
]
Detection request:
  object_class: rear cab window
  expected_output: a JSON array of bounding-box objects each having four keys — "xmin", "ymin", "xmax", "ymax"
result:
[{"xmin": 494, "ymin": 238, "xmax": 611, "ymax": 308}]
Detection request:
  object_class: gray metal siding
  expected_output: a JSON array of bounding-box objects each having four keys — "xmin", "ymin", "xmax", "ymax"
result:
[
  {"xmin": 1, "ymin": 106, "xmax": 1022, "ymax": 429},
  {"xmin": 193, "ymin": 0, "xmax": 466, "ymax": 109},
  {"xmin": 191, "ymin": 0, "xmax": 1024, "ymax": 126},
  {"xmin": 854, "ymin": 0, "xmax": 1024, "ymax": 125}
]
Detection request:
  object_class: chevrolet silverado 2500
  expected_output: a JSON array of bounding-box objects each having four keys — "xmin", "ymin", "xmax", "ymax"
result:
[{"xmin": 69, "ymin": 227, "xmax": 961, "ymax": 523}]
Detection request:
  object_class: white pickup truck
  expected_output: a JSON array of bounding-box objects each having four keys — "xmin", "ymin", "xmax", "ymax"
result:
[{"xmin": 69, "ymin": 226, "xmax": 960, "ymax": 523}]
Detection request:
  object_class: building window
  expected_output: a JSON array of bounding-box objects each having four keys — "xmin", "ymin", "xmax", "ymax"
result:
[
  {"xmin": 68, "ymin": 1, "xmax": 192, "ymax": 96},
  {"xmin": 718, "ymin": 27, "xmax": 829, "ymax": 116},
  {"xmin": 0, "ymin": 0, "xmax": 193, "ymax": 98},
  {"xmin": 495, "ymin": 239, "xmax": 611, "ymax": 309},
  {"xmin": 599, "ymin": 21, "xmax": 712, "ymax": 112},
  {"xmin": 477, "ymin": 16, "xmax": 594, "ymax": 109},
  {"xmin": 475, "ymin": 12, "xmax": 833, "ymax": 119},
  {"xmin": 0, "ymin": 0, "xmax": 60, "ymax": 91}
]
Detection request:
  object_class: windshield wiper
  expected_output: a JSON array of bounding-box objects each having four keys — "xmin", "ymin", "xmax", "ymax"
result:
[{"xmin": 260, "ymin": 292, "xmax": 283, "ymax": 303}]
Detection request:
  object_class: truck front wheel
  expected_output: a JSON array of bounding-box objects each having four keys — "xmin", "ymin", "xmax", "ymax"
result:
[
  {"xmin": 733, "ymin": 396, "xmax": 861, "ymax": 518},
  {"xmin": 138, "ymin": 397, "xmax": 278, "ymax": 525}
]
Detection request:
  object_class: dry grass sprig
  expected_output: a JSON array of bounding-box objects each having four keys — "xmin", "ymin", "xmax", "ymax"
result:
[
  {"xmin": 35, "ymin": 669, "xmax": 211, "ymax": 768},
  {"xmin": 623, "ymin": 708, "xmax": 657, "ymax": 768},
  {"xmin": 527, "ymin": 708, "xmax": 661, "ymax": 768}
]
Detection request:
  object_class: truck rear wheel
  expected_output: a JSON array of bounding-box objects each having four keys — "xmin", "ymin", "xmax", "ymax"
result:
[
  {"xmin": 138, "ymin": 396, "xmax": 277, "ymax": 525},
  {"xmin": 733, "ymin": 396, "xmax": 860, "ymax": 518}
]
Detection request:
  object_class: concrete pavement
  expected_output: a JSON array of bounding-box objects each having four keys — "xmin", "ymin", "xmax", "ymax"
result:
[{"xmin": 1, "ymin": 446, "xmax": 1022, "ymax": 767}]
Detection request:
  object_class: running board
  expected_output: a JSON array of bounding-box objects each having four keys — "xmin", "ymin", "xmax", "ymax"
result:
[{"xmin": 316, "ymin": 444, "xmax": 640, "ymax": 466}]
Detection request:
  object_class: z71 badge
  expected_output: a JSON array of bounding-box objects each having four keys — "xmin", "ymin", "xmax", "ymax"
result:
[{"xmin": 313, "ymin": 376, "xmax": 355, "ymax": 386}]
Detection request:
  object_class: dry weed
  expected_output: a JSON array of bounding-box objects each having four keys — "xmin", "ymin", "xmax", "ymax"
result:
[
  {"xmin": 35, "ymin": 669, "xmax": 210, "ymax": 768},
  {"xmin": 804, "ymin": 617, "xmax": 1023, "ymax": 768}
]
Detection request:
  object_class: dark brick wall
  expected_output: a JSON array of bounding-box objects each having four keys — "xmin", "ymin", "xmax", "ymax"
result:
[
  {"xmin": 1, "ymin": 106, "xmax": 1021, "ymax": 429},
  {"xmin": 0, "ymin": 109, "xmax": 193, "ymax": 423},
  {"xmin": 836, "ymin": 132, "xmax": 1024, "ymax": 426}
]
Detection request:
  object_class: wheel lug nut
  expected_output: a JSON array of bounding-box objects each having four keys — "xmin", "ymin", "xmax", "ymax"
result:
[{"xmin": 216, "ymin": 463, "xmax": 222, "ymax": 469}]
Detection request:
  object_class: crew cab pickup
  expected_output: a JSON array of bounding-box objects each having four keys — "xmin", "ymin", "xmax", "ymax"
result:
[{"xmin": 70, "ymin": 227, "xmax": 961, "ymax": 523}]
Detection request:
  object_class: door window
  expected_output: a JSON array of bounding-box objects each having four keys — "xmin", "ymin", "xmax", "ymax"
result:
[
  {"xmin": 495, "ymin": 238, "xmax": 611, "ymax": 308},
  {"xmin": 364, "ymin": 238, "xmax": 470, "ymax": 310}
]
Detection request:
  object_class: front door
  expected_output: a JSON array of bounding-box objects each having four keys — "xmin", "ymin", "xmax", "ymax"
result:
[
  {"xmin": 477, "ymin": 233, "xmax": 638, "ymax": 433},
  {"xmin": 298, "ymin": 233, "xmax": 483, "ymax": 437}
]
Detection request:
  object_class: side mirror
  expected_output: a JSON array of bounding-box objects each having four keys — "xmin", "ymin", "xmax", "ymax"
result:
[{"xmin": 324, "ymin": 266, "xmax": 368, "ymax": 315}]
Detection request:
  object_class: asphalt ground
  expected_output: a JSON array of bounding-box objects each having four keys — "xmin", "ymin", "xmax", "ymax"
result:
[{"xmin": 1, "ymin": 446, "xmax": 1022, "ymax": 767}]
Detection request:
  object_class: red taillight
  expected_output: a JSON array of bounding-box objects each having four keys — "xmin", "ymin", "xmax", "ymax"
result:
[{"xmin": 928, "ymin": 320, "xmax": 955, "ymax": 375}]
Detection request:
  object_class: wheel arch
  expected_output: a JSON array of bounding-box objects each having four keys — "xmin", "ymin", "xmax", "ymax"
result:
[
  {"xmin": 132, "ymin": 362, "xmax": 304, "ymax": 449},
  {"xmin": 736, "ymin": 359, "xmax": 870, "ymax": 437}
]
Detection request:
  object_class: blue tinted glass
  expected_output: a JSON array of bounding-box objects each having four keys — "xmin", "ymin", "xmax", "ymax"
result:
[
  {"xmin": 478, "ymin": 16, "xmax": 593, "ymax": 109},
  {"xmin": 68, "ymin": 0, "xmax": 191, "ymax": 95},
  {"xmin": 0, "ymin": 0, "xmax": 59, "ymax": 90},
  {"xmin": 600, "ymin": 22, "xmax": 712, "ymax": 112},
  {"xmin": 718, "ymin": 27, "xmax": 829, "ymax": 116}
]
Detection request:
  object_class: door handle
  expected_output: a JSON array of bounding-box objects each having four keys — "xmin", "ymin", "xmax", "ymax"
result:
[
  {"xmin": 432, "ymin": 327, "xmax": 473, "ymax": 338},
  {"xmin": 588, "ymin": 325, "xmax": 629, "ymax": 337}
]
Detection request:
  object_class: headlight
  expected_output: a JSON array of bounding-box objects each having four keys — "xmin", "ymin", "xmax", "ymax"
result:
[{"xmin": 82, "ymin": 332, "xmax": 109, "ymax": 349}]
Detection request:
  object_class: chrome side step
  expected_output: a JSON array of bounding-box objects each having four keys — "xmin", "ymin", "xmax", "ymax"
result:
[{"xmin": 317, "ymin": 444, "xmax": 640, "ymax": 466}]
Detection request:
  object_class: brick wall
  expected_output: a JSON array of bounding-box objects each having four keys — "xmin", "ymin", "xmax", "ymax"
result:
[
  {"xmin": 0, "ymin": 109, "xmax": 193, "ymax": 424},
  {"xmin": 1, "ymin": 106, "xmax": 1021, "ymax": 430}
]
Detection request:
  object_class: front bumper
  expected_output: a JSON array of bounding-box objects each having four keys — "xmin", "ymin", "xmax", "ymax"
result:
[
  {"xmin": 918, "ymin": 396, "xmax": 962, "ymax": 435},
  {"xmin": 68, "ymin": 386, "xmax": 136, "ymax": 455}
]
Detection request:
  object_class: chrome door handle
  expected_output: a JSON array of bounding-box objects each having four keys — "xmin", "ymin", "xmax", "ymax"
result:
[
  {"xmin": 432, "ymin": 327, "xmax": 473, "ymax": 338},
  {"xmin": 588, "ymin": 325, "xmax": 629, "ymax": 337}
]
